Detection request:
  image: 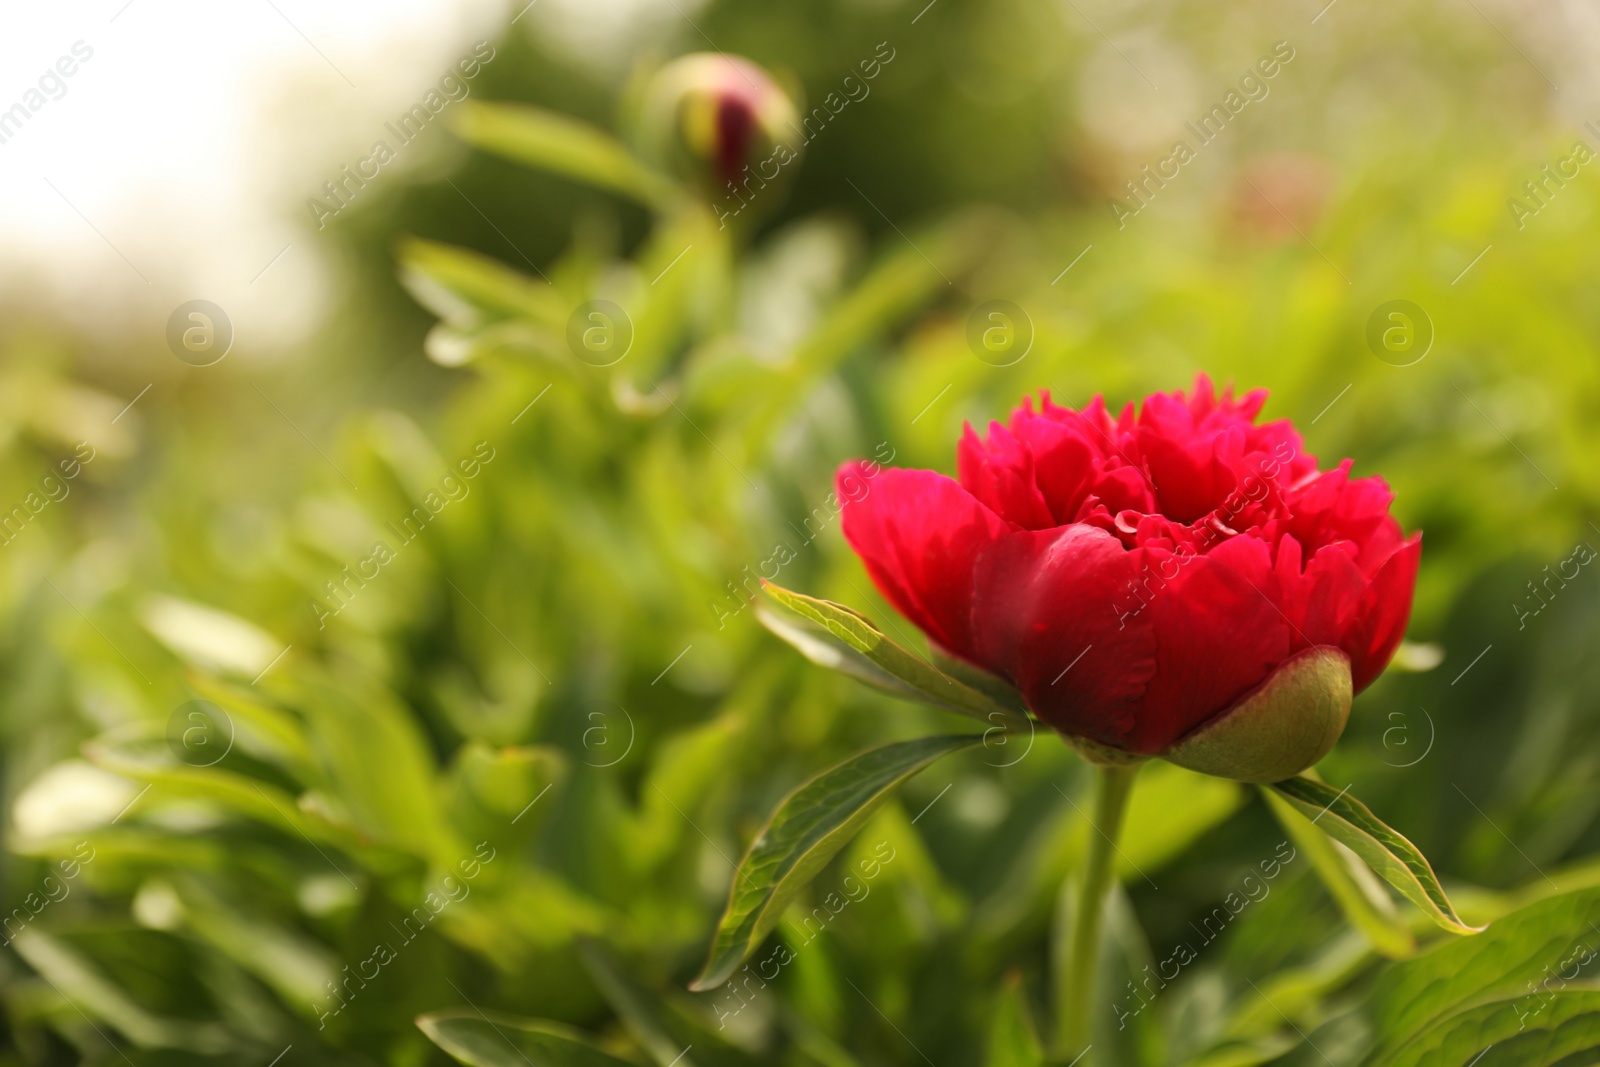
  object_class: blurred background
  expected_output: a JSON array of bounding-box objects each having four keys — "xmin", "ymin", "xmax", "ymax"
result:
[{"xmin": 2, "ymin": 0, "xmax": 1599, "ymax": 1063}]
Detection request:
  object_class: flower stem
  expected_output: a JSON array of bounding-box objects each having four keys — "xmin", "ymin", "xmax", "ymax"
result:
[{"xmin": 1060, "ymin": 760, "xmax": 1142, "ymax": 1058}]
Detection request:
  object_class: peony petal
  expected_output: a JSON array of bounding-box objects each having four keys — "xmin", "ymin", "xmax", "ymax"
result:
[
  {"xmin": 1093, "ymin": 464, "xmax": 1155, "ymax": 515},
  {"xmin": 1136, "ymin": 426, "xmax": 1216, "ymax": 523},
  {"xmin": 836, "ymin": 463, "xmax": 1012, "ymax": 663},
  {"xmin": 968, "ymin": 524, "xmax": 1156, "ymax": 749},
  {"xmin": 957, "ymin": 422, "xmax": 1056, "ymax": 529},
  {"xmin": 1132, "ymin": 536, "xmax": 1293, "ymax": 753},
  {"xmin": 1246, "ymin": 418, "xmax": 1315, "ymax": 485},
  {"xmin": 1285, "ymin": 463, "xmax": 1397, "ymax": 564},
  {"xmin": 1344, "ymin": 533, "xmax": 1421, "ymax": 691},
  {"xmin": 1292, "ymin": 542, "xmax": 1366, "ymax": 651},
  {"xmin": 1006, "ymin": 408, "xmax": 1100, "ymax": 524}
]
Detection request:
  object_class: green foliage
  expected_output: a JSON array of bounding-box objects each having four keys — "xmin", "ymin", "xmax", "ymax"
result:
[
  {"xmin": 419, "ymin": 1010, "xmax": 640, "ymax": 1067},
  {"xmin": 758, "ymin": 582, "xmax": 1027, "ymax": 729},
  {"xmin": 693, "ymin": 734, "xmax": 982, "ymax": 990},
  {"xmin": 986, "ymin": 975, "xmax": 1046, "ymax": 1067},
  {"xmin": 1364, "ymin": 887, "xmax": 1600, "ymax": 1061},
  {"xmin": 1262, "ymin": 788, "xmax": 1415, "ymax": 959},
  {"xmin": 451, "ymin": 101, "xmax": 683, "ymax": 211},
  {"xmin": 3, "ymin": 0, "xmax": 1600, "ymax": 1064},
  {"xmin": 1266, "ymin": 777, "xmax": 1480, "ymax": 935}
]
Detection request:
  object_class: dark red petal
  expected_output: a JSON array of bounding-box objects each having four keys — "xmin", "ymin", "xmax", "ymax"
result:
[
  {"xmin": 1132, "ymin": 536, "xmax": 1293, "ymax": 753},
  {"xmin": 1344, "ymin": 533, "xmax": 1422, "ymax": 691},
  {"xmin": 836, "ymin": 463, "xmax": 1012, "ymax": 663},
  {"xmin": 968, "ymin": 524, "xmax": 1156, "ymax": 749}
]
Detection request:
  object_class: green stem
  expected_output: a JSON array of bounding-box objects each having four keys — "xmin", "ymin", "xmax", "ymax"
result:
[{"xmin": 1060, "ymin": 760, "xmax": 1142, "ymax": 1058}]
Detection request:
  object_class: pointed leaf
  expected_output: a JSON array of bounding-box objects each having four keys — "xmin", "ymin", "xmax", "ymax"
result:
[
  {"xmin": 451, "ymin": 101, "xmax": 681, "ymax": 210},
  {"xmin": 1266, "ymin": 776, "xmax": 1482, "ymax": 935},
  {"xmin": 185, "ymin": 675, "xmax": 319, "ymax": 781},
  {"xmin": 397, "ymin": 236, "xmax": 569, "ymax": 334},
  {"xmin": 1262, "ymin": 787, "xmax": 1415, "ymax": 958},
  {"xmin": 81, "ymin": 732, "xmax": 356, "ymax": 851},
  {"xmin": 419, "ymin": 1009, "xmax": 640, "ymax": 1067},
  {"xmin": 691, "ymin": 734, "xmax": 983, "ymax": 990},
  {"xmin": 755, "ymin": 605, "xmax": 933, "ymax": 706},
  {"xmin": 578, "ymin": 941, "xmax": 761, "ymax": 1067},
  {"xmin": 294, "ymin": 676, "xmax": 461, "ymax": 865},
  {"xmin": 759, "ymin": 583, "xmax": 1029, "ymax": 730}
]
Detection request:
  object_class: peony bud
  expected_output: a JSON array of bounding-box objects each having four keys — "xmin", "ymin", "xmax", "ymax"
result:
[
  {"xmin": 1159, "ymin": 647, "xmax": 1351, "ymax": 783},
  {"xmin": 633, "ymin": 53, "xmax": 801, "ymax": 203}
]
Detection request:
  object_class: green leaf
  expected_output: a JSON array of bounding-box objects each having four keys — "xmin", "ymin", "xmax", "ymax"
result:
[
  {"xmin": 1181, "ymin": 1037, "xmax": 1300, "ymax": 1067},
  {"xmin": 1261, "ymin": 787, "xmax": 1415, "ymax": 958},
  {"xmin": 397, "ymin": 236, "xmax": 569, "ymax": 331},
  {"xmin": 158, "ymin": 875, "xmax": 339, "ymax": 1008},
  {"xmin": 418, "ymin": 1009, "xmax": 641, "ymax": 1067},
  {"xmin": 1385, "ymin": 990, "xmax": 1600, "ymax": 1066},
  {"xmin": 1266, "ymin": 776, "xmax": 1482, "ymax": 936},
  {"xmin": 987, "ymin": 974, "xmax": 1046, "ymax": 1067},
  {"xmin": 577, "ymin": 941, "xmax": 762, "ymax": 1067},
  {"xmin": 10, "ymin": 930, "xmax": 237, "ymax": 1054},
  {"xmin": 445, "ymin": 741, "xmax": 566, "ymax": 851},
  {"xmin": 184, "ymin": 676, "xmax": 319, "ymax": 782},
  {"xmin": 781, "ymin": 210, "xmax": 999, "ymax": 382},
  {"xmin": 423, "ymin": 320, "xmax": 565, "ymax": 369},
  {"xmin": 690, "ymin": 734, "xmax": 983, "ymax": 990},
  {"xmin": 293, "ymin": 675, "xmax": 461, "ymax": 866},
  {"xmin": 1362, "ymin": 887, "xmax": 1600, "ymax": 1063},
  {"xmin": 137, "ymin": 596, "xmax": 282, "ymax": 679},
  {"xmin": 758, "ymin": 583, "xmax": 1029, "ymax": 730},
  {"xmin": 755, "ymin": 605, "xmax": 933, "ymax": 706},
  {"xmin": 81, "ymin": 733, "xmax": 357, "ymax": 852},
  {"xmin": 928, "ymin": 645, "xmax": 1031, "ymax": 716},
  {"xmin": 451, "ymin": 101, "xmax": 681, "ymax": 210},
  {"xmin": 1220, "ymin": 932, "xmax": 1373, "ymax": 1045}
]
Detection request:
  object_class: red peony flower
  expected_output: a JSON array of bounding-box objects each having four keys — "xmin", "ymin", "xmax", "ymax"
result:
[{"xmin": 837, "ymin": 376, "xmax": 1420, "ymax": 774}]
